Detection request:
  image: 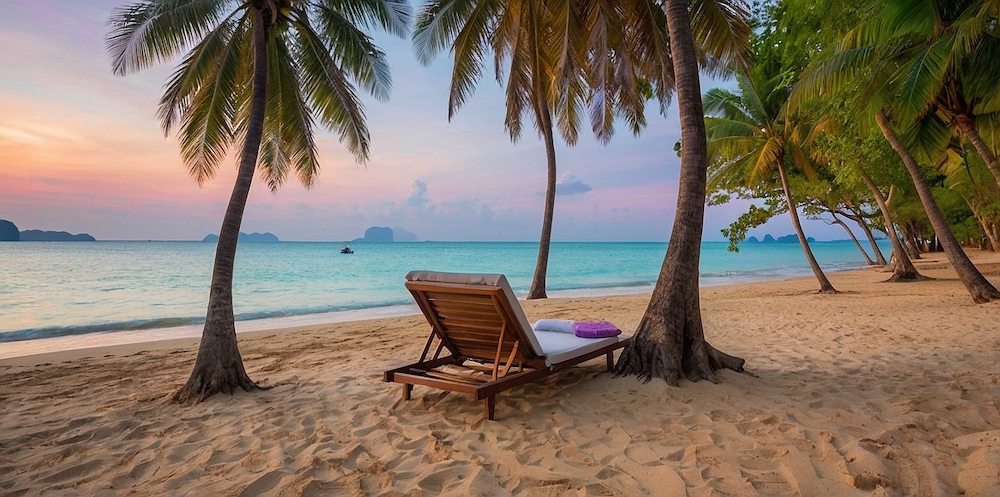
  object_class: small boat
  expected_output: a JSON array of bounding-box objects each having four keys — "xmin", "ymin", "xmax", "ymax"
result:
[{"xmin": 340, "ymin": 245, "xmax": 354, "ymax": 254}]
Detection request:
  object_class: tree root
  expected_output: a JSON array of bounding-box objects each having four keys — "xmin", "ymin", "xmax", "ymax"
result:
[
  {"xmin": 171, "ymin": 361, "xmax": 262, "ymax": 405},
  {"xmin": 884, "ymin": 272, "xmax": 931, "ymax": 283},
  {"xmin": 616, "ymin": 335, "xmax": 747, "ymax": 386}
]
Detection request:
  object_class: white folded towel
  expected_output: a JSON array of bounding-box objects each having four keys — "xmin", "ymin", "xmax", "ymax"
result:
[{"xmin": 532, "ymin": 319, "xmax": 576, "ymax": 334}]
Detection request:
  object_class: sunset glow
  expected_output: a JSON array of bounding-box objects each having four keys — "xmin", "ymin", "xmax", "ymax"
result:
[{"xmin": 1, "ymin": 0, "xmax": 833, "ymax": 242}]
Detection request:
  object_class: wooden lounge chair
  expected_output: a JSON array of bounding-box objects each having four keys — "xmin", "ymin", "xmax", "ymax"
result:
[{"xmin": 384, "ymin": 271, "xmax": 631, "ymax": 420}]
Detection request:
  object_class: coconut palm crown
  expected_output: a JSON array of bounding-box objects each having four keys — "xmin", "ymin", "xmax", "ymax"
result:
[{"xmin": 109, "ymin": 0, "xmax": 411, "ymax": 187}]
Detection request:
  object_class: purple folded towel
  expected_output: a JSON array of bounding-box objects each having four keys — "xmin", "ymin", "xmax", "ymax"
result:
[{"xmin": 572, "ymin": 321, "xmax": 621, "ymax": 338}]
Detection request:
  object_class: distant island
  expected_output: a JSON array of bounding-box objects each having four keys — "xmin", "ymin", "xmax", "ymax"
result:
[
  {"xmin": 744, "ymin": 234, "xmax": 814, "ymax": 244},
  {"xmin": 203, "ymin": 232, "xmax": 279, "ymax": 243},
  {"xmin": 0, "ymin": 220, "xmax": 18, "ymax": 241},
  {"xmin": 351, "ymin": 226, "xmax": 418, "ymax": 243},
  {"xmin": 0, "ymin": 219, "xmax": 96, "ymax": 241}
]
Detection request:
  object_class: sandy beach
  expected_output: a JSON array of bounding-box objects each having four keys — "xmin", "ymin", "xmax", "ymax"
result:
[{"xmin": 2, "ymin": 251, "xmax": 999, "ymax": 496}]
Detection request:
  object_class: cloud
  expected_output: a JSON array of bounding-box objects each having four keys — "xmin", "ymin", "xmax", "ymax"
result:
[
  {"xmin": 406, "ymin": 180, "xmax": 429, "ymax": 206},
  {"xmin": 555, "ymin": 173, "xmax": 592, "ymax": 196}
]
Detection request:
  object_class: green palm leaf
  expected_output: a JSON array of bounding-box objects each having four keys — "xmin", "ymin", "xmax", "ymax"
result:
[
  {"xmin": 893, "ymin": 34, "xmax": 952, "ymax": 120},
  {"xmin": 107, "ymin": 0, "xmax": 230, "ymax": 75},
  {"xmin": 311, "ymin": 4, "xmax": 393, "ymax": 102}
]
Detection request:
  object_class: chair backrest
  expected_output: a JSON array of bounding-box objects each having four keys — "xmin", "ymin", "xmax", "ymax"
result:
[{"xmin": 405, "ymin": 271, "xmax": 544, "ymax": 362}]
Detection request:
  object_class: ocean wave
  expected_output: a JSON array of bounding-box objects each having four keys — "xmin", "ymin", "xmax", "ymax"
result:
[
  {"xmin": 547, "ymin": 280, "xmax": 654, "ymax": 292},
  {"xmin": 0, "ymin": 317, "xmax": 203, "ymax": 343},
  {"xmin": 0, "ymin": 298, "xmax": 414, "ymax": 344}
]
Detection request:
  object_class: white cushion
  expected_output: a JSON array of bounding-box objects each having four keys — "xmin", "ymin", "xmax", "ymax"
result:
[{"xmin": 534, "ymin": 331, "xmax": 629, "ymax": 367}]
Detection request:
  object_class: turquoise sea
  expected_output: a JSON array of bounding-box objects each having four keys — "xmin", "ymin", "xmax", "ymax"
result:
[{"xmin": 0, "ymin": 240, "xmax": 887, "ymax": 354}]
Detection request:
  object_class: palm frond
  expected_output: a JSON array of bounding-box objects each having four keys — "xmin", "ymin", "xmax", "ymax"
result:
[
  {"xmin": 904, "ymin": 111, "xmax": 952, "ymax": 165},
  {"xmin": 320, "ymin": 0, "xmax": 412, "ymax": 38},
  {"xmin": 789, "ymin": 45, "xmax": 875, "ymax": 112},
  {"xmin": 705, "ymin": 117, "xmax": 758, "ymax": 140},
  {"xmin": 703, "ymin": 87, "xmax": 750, "ymax": 121},
  {"xmin": 501, "ymin": 9, "xmax": 535, "ymax": 141},
  {"xmin": 158, "ymin": 13, "xmax": 242, "ymax": 135},
  {"xmin": 891, "ymin": 34, "xmax": 952, "ymax": 121},
  {"xmin": 258, "ymin": 31, "xmax": 318, "ymax": 191},
  {"xmin": 786, "ymin": 139, "xmax": 818, "ymax": 180},
  {"xmin": 748, "ymin": 136, "xmax": 784, "ymax": 184},
  {"xmin": 175, "ymin": 8, "xmax": 249, "ymax": 184},
  {"xmin": 294, "ymin": 20, "xmax": 370, "ymax": 162},
  {"xmin": 311, "ymin": 5, "xmax": 393, "ymax": 101},
  {"xmin": 107, "ymin": 0, "xmax": 230, "ymax": 75},
  {"xmin": 689, "ymin": 0, "xmax": 751, "ymax": 75},
  {"xmin": 413, "ymin": 0, "xmax": 487, "ymax": 65}
]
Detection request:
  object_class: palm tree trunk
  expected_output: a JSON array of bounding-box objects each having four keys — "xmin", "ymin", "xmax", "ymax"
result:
[
  {"xmin": 857, "ymin": 168, "xmax": 922, "ymax": 281},
  {"xmin": 832, "ymin": 214, "xmax": 874, "ymax": 265},
  {"xmin": 615, "ymin": 0, "xmax": 744, "ymax": 385},
  {"xmin": 876, "ymin": 109, "xmax": 998, "ymax": 302},
  {"xmin": 954, "ymin": 114, "xmax": 1000, "ymax": 192},
  {"xmin": 527, "ymin": 4, "xmax": 557, "ymax": 301},
  {"xmin": 527, "ymin": 101, "xmax": 557, "ymax": 300},
  {"xmin": 173, "ymin": 6, "xmax": 270, "ymax": 403},
  {"xmin": 984, "ymin": 220, "xmax": 1000, "ymax": 251},
  {"xmin": 776, "ymin": 156, "xmax": 837, "ymax": 292},
  {"xmin": 962, "ymin": 196, "xmax": 1000, "ymax": 251},
  {"xmin": 855, "ymin": 218, "xmax": 888, "ymax": 265},
  {"xmin": 842, "ymin": 205, "xmax": 887, "ymax": 264}
]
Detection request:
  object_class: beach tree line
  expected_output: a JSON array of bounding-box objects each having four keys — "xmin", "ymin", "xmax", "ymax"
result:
[
  {"xmin": 717, "ymin": 0, "xmax": 1000, "ymax": 302},
  {"xmin": 108, "ymin": 0, "xmax": 1000, "ymax": 401}
]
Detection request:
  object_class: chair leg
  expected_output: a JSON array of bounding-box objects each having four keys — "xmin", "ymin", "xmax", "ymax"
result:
[
  {"xmin": 485, "ymin": 396, "xmax": 496, "ymax": 420},
  {"xmin": 606, "ymin": 351, "xmax": 614, "ymax": 371},
  {"xmin": 402, "ymin": 384, "xmax": 413, "ymax": 400}
]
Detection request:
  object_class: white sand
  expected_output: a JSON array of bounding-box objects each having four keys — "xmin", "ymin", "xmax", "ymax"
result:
[{"xmin": 1, "ymin": 251, "xmax": 999, "ymax": 496}]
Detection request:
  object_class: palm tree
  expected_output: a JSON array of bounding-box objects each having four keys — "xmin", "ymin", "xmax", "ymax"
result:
[
  {"xmin": 876, "ymin": 109, "xmax": 1000, "ymax": 301},
  {"xmin": 613, "ymin": 0, "xmax": 751, "ymax": 384},
  {"xmin": 107, "ymin": 0, "xmax": 411, "ymax": 402},
  {"xmin": 703, "ymin": 71, "xmax": 837, "ymax": 292},
  {"xmin": 413, "ymin": 0, "xmax": 593, "ymax": 300},
  {"xmin": 849, "ymin": 0, "xmax": 1000, "ymax": 191}
]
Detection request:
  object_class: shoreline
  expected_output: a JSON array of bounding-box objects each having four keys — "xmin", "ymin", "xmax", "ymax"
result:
[
  {"xmin": 3, "ymin": 250, "xmax": 999, "ymax": 495},
  {"xmin": 0, "ymin": 260, "xmax": 876, "ymax": 362}
]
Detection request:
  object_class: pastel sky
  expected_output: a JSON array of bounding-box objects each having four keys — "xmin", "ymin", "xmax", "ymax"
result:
[{"xmin": 0, "ymin": 0, "xmax": 846, "ymax": 242}]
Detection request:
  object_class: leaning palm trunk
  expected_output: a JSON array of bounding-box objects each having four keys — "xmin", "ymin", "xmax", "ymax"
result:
[
  {"xmin": 954, "ymin": 115, "xmax": 1000, "ymax": 192},
  {"xmin": 876, "ymin": 109, "xmax": 998, "ymax": 301},
  {"xmin": 172, "ymin": 9, "xmax": 268, "ymax": 403},
  {"xmin": 528, "ymin": 94, "xmax": 558, "ymax": 299},
  {"xmin": 857, "ymin": 220, "xmax": 888, "ymax": 265},
  {"xmin": 776, "ymin": 156, "xmax": 837, "ymax": 292},
  {"xmin": 615, "ymin": 0, "xmax": 745, "ymax": 384},
  {"xmin": 857, "ymin": 168, "xmax": 923, "ymax": 281},
  {"xmin": 981, "ymin": 218, "xmax": 1000, "ymax": 252},
  {"xmin": 832, "ymin": 214, "xmax": 874, "ymax": 265},
  {"xmin": 845, "ymin": 208, "xmax": 888, "ymax": 264},
  {"xmin": 962, "ymin": 196, "xmax": 1000, "ymax": 252}
]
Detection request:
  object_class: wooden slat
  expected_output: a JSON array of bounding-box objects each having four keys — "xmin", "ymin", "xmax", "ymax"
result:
[
  {"xmin": 436, "ymin": 315, "xmax": 504, "ymax": 328},
  {"xmin": 425, "ymin": 369, "xmax": 489, "ymax": 385},
  {"xmin": 423, "ymin": 291, "xmax": 498, "ymax": 304},
  {"xmin": 433, "ymin": 307, "xmax": 502, "ymax": 321},
  {"xmin": 440, "ymin": 321, "xmax": 502, "ymax": 331}
]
